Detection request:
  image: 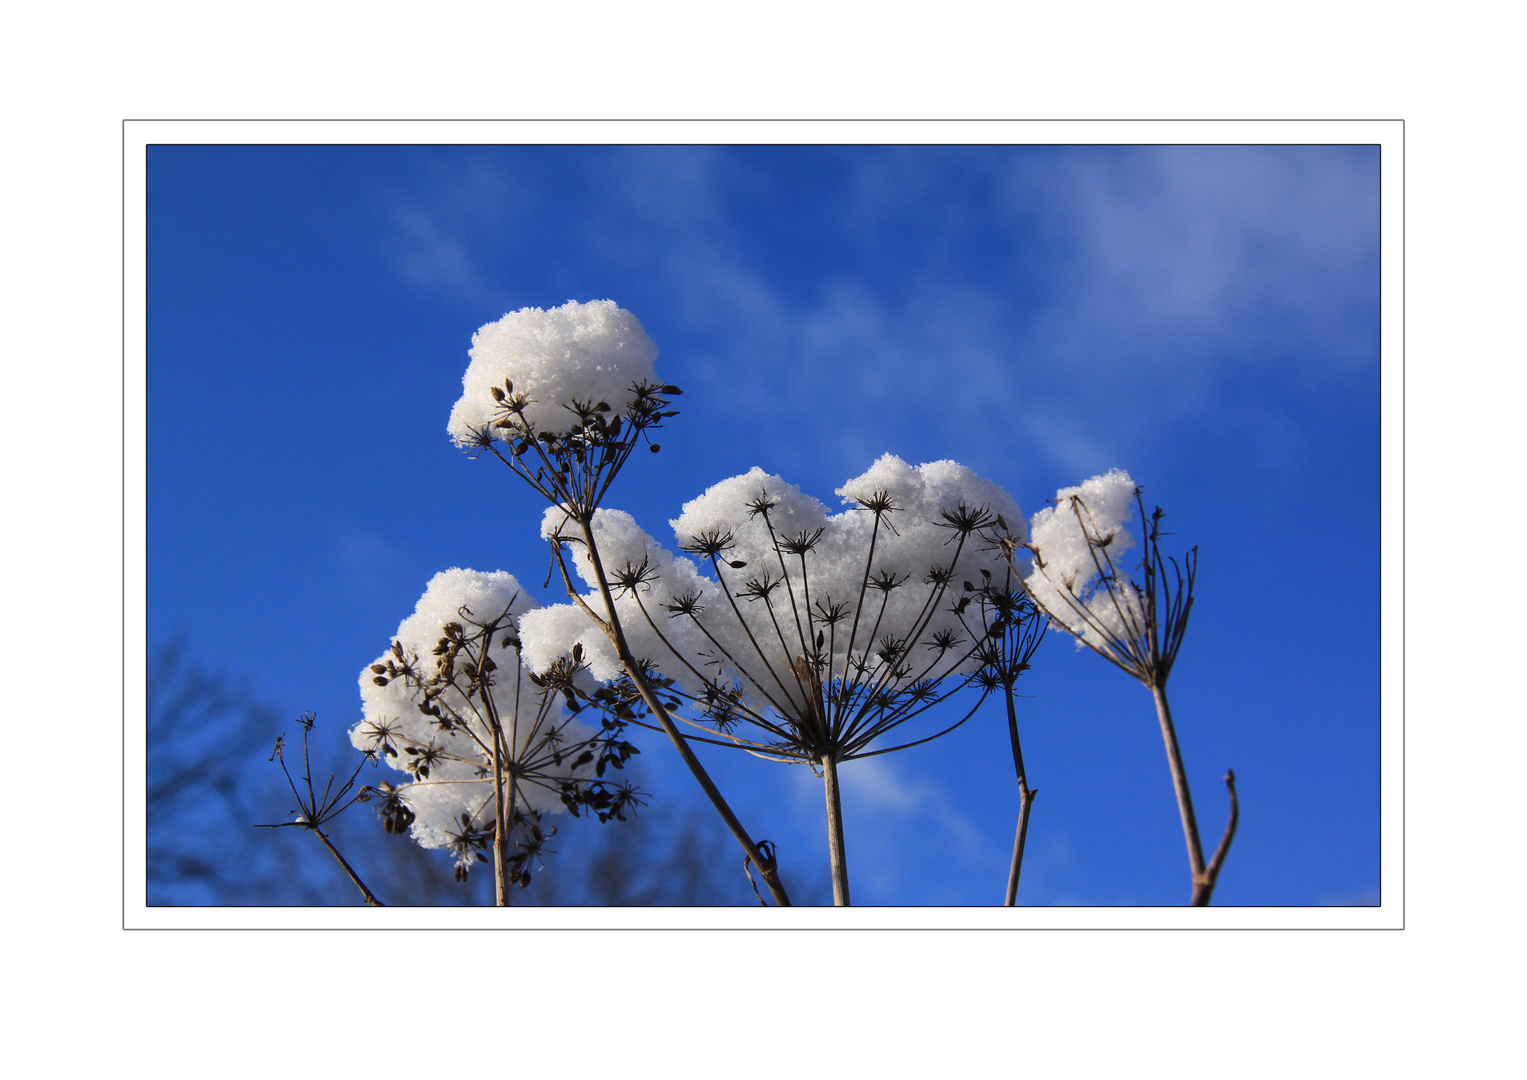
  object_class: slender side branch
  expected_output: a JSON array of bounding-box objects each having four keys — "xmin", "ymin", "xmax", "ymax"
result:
[
  {"xmin": 262, "ymin": 715, "xmax": 382, "ymax": 906},
  {"xmin": 313, "ymin": 828, "xmax": 385, "ymax": 906},
  {"xmin": 1193, "ymin": 770, "xmax": 1238, "ymax": 907},
  {"xmin": 576, "ymin": 517, "xmax": 793, "ymax": 906}
]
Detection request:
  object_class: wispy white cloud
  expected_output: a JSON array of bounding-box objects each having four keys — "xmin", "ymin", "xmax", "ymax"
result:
[
  {"xmin": 997, "ymin": 145, "xmax": 1380, "ymax": 373},
  {"xmin": 613, "ymin": 147, "xmax": 1374, "ymax": 484},
  {"xmin": 377, "ymin": 157, "xmax": 527, "ymax": 309},
  {"xmin": 375, "ymin": 146, "xmax": 1377, "ymax": 488},
  {"xmin": 783, "ymin": 755, "xmax": 992, "ymax": 901},
  {"xmin": 387, "ymin": 206, "xmax": 490, "ymax": 299},
  {"xmin": 335, "ymin": 530, "xmax": 410, "ymax": 598}
]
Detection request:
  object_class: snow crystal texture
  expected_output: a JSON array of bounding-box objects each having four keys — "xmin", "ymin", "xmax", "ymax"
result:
[{"xmin": 448, "ymin": 300, "xmax": 660, "ymax": 445}]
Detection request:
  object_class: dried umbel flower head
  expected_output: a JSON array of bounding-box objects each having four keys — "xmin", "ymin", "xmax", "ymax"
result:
[
  {"xmin": 522, "ymin": 454, "xmax": 1027, "ymax": 764},
  {"xmin": 262, "ymin": 713, "xmax": 385, "ymax": 905},
  {"xmin": 1015, "ymin": 471, "xmax": 1235, "ymax": 907},
  {"xmin": 350, "ymin": 568, "xmax": 642, "ymax": 874},
  {"xmin": 448, "ymin": 299, "xmax": 682, "ymax": 518},
  {"xmin": 1019, "ymin": 469, "xmax": 1196, "ymax": 687}
]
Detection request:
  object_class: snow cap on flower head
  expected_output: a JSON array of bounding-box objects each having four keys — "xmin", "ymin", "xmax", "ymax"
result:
[
  {"xmin": 448, "ymin": 300, "xmax": 660, "ymax": 445},
  {"xmin": 523, "ymin": 455, "xmax": 1024, "ymax": 724},
  {"xmin": 350, "ymin": 568, "xmax": 593, "ymax": 852},
  {"xmin": 1024, "ymin": 469, "xmax": 1142, "ymax": 648}
]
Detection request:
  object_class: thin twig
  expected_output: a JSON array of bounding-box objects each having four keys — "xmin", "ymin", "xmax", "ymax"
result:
[
  {"xmin": 260, "ymin": 715, "xmax": 382, "ymax": 906},
  {"xmin": 313, "ymin": 828, "xmax": 385, "ymax": 906},
  {"xmin": 1193, "ymin": 770, "xmax": 1239, "ymax": 907}
]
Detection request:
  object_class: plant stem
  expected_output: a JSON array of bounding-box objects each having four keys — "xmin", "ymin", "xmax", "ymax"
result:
[
  {"xmin": 1198, "ymin": 770, "xmax": 1239, "ymax": 905},
  {"xmin": 488, "ymin": 695, "xmax": 509, "ymax": 907},
  {"xmin": 577, "ymin": 518, "xmax": 792, "ymax": 906},
  {"xmin": 1004, "ymin": 782, "xmax": 1036, "ymax": 906},
  {"xmin": 822, "ymin": 753, "xmax": 851, "ymax": 906},
  {"xmin": 1001, "ymin": 680, "xmax": 1035, "ymax": 906},
  {"xmin": 313, "ymin": 828, "xmax": 384, "ymax": 906},
  {"xmin": 1150, "ymin": 683, "xmax": 1209, "ymax": 904}
]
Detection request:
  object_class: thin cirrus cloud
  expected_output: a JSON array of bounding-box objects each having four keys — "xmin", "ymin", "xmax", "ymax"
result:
[
  {"xmin": 378, "ymin": 158, "xmax": 529, "ymax": 310},
  {"xmin": 379, "ymin": 144, "xmax": 1377, "ymax": 480},
  {"xmin": 786, "ymin": 753, "xmax": 992, "ymax": 901},
  {"xmin": 386, "ymin": 205, "xmax": 489, "ymax": 301},
  {"xmin": 995, "ymin": 146, "xmax": 1380, "ymax": 373}
]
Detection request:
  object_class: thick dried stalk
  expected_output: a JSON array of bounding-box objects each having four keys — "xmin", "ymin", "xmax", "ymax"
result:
[
  {"xmin": 484, "ymin": 688, "xmax": 510, "ymax": 907},
  {"xmin": 822, "ymin": 753, "xmax": 851, "ymax": 906},
  {"xmin": 1151, "ymin": 683, "xmax": 1209, "ymax": 903},
  {"xmin": 492, "ymin": 731, "xmax": 508, "ymax": 906},
  {"xmin": 578, "ymin": 518, "xmax": 792, "ymax": 906}
]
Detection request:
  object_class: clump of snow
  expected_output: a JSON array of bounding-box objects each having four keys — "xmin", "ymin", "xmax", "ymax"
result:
[
  {"xmin": 448, "ymin": 300, "xmax": 660, "ymax": 445},
  {"xmin": 835, "ymin": 454, "xmax": 1026, "ymax": 579},
  {"xmin": 1024, "ymin": 469, "xmax": 1144, "ymax": 649},
  {"xmin": 519, "ymin": 601, "xmax": 622, "ymax": 684},
  {"xmin": 670, "ymin": 467, "xmax": 832, "ymax": 565},
  {"xmin": 525, "ymin": 506, "xmax": 720, "ymax": 685},
  {"xmin": 525, "ymin": 456, "xmax": 1023, "ymax": 754},
  {"xmin": 350, "ymin": 568, "xmax": 594, "ymax": 854}
]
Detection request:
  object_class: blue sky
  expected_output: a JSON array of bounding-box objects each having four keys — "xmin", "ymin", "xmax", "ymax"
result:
[{"xmin": 147, "ymin": 143, "xmax": 1381, "ymax": 906}]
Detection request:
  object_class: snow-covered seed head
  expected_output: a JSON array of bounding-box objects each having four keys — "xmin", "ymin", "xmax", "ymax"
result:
[
  {"xmin": 523, "ymin": 454, "xmax": 1032, "ymax": 762},
  {"xmin": 350, "ymin": 569, "xmax": 603, "ymax": 858},
  {"xmin": 449, "ymin": 300, "xmax": 661, "ymax": 445},
  {"xmin": 1022, "ymin": 469, "xmax": 1141, "ymax": 652},
  {"xmin": 1020, "ymin": 469, "xmax": 1196, "ymax": 687}
]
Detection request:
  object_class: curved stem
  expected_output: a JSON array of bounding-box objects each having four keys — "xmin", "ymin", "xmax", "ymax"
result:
[
  {"xmin": 1193, "ymin": 770, "xmax": 1239, "ymax": 906},
  {"xmin": 822, "ymin": 753, "xmax": 851, "ymax": 906},
  {"xmin": 577, "ymin": 518, "xmax": 792, "ymax": 906}
]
